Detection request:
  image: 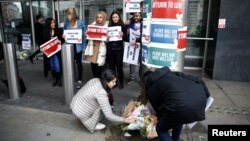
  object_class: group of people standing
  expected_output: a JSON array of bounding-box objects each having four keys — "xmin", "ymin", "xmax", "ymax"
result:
[
  {"xmin": 29, "ymin": 8, "xmax": 143, "ymax": 89},
  {"xmin": 84, "ymin": 10, "xmax": 144, "ymax": 90},
  {"xmin": 29, "ymin": 8, "xmax": 85, "ymax": 88}
]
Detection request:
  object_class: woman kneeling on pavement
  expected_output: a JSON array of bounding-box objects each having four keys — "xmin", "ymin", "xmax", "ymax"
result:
[{"xmin": 70, "ymin": 69, "xmax": 136, "ymax": 133}]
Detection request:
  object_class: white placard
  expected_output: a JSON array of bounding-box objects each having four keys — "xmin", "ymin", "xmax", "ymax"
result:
[
  {"xmin": 129, "ymin": 28, "xmax": 141, "ymax": 43},
  {"xmin": 125, "ymin": 2, "xmax": 141, "ymax": 13},
  {"xmin": 142, "ymin": 19, "xmax": 151, "ymax": 44},
  {"xmin": 64, "ymin": 29, "xmax": 82, "ymax": 44},
  {"xmin": 108, "ymin": 26, "xmax": 122, "ymax": 41},
  {"xmin": 218, "ymin": 19, "xmax": 226, "ymax": 28},
  {"xmin": 123, "ymin": 42, "xmax": 140, "ymax": 65}
]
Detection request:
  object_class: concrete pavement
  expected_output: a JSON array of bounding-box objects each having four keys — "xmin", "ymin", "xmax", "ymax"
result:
[{"xmin": 0, "ymin": 60, "xmax": 249, "ymax": 141}]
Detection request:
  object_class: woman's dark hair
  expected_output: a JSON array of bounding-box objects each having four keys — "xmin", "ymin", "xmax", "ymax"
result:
[
  {"xmin": 43, "ymin": 18, "xmax": 58, "ymax": 41},
  {"xmin": 100, "ymin": 69, "xmax": 117, "ymax": 106},
  {"xmin": 108, "ymin": 10, "xmax": 125, "ymax": 27},
  {"xmin": 100, "ymin": 69, "xmax": 117, "ymax": 91}
]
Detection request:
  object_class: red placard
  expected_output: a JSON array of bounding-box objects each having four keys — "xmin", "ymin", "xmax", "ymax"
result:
[
  {"xmin": 40, "ymin": 37, "xmax": 61, "ymax": 58},
  {"xmin": 152, "ymin": 0, "xmax": 183, "ymax": 20},
  {"xmin": 177, "ymin": 26, "xmax": 187, "ymax": 51},
  {"xmin": 86, "ymin": 25, "xmax": 108, "ymax": 41}
]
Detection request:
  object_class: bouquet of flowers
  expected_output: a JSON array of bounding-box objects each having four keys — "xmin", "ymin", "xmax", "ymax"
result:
[{"xmin": 120, "ymin": 100, "xmax": 158, "ymax": 139}]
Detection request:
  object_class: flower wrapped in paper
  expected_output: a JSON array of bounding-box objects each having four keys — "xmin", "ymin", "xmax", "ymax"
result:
[{"xmin": 119, "ymin": 101, "xmax": 158, "ymax": 139}]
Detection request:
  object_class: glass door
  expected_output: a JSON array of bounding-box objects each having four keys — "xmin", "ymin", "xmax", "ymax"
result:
[{"xmin": 185, "ymin": 0, "xmax": 213, "ymax": 71}]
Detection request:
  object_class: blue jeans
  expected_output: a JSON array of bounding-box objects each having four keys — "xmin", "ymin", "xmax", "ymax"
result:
[{"xmin": 156, "ymin": 116, "xmax": 183, "ymax": 141}]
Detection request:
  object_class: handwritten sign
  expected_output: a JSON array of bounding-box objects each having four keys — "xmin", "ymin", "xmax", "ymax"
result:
[
  {"xmin": 108, "ymin": 26, "xmax": 122, "ymax": 41},
  {"xmin": 86, "ymin": 25, "xmax": 108, "ymax": 41},
  {"xmin": 40, "ymin": 37, "xmax": 61, "ymax": 58},
  {"xmin": 64, "ymin": 29, "xmax": 82, "ymax": 44}
]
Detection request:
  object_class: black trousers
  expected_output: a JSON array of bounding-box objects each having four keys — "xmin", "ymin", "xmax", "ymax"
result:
[
  {"xmin": 109, "ymin": 50, "xmax": 124, "ymax": 84},
  {"xmin": 90, "ymin": 63, "xmax": 103, "ymax": 78},
  {"xmin": 74, "ymin": 46, "xmax": 83, "ymax": 81}
]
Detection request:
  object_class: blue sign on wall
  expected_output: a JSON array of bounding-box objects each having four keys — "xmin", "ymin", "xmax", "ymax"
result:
[{"xmin": 150, "ymin": 23, "xmax": 180, "ymax": 44}]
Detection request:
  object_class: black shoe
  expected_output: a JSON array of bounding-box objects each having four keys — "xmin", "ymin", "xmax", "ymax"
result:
[
  {"xmin": 29, "ymin": 56, "xmax": 34, "ymax": 63},
  {"xmin": 52, "ymin": 81, "xmax": 57, "ymax": 87}
]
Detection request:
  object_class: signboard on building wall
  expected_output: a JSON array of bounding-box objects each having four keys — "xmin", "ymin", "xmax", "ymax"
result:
[
  {"xmin": 150, "ymin": 21, "xmax": 181, "ymax": 44},
  {"xmin": 218, "ymin": 19, "xmax": 226, "ymax": 28},
  {"xmin": 142, "ymin": 43, "xmax": 178, "ymax": 69},
  {"xmin": 141, "ymin": 0, "xmax": 186, "ymax": 70},
  {"xmin": 143, "ymin": 0, "xmax": 152, "ymax": 18},
  {"xmin": 151, "ymin": 0, "xmax": 184, "ymax": 21},
  {"xmin": 22, "ymin": 34, "xmax": 31, "ymax": 49}
]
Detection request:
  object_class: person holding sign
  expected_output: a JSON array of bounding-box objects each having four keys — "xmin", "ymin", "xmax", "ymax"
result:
[
  {"xmin": 106, "ymin": 10, "xmax": 128, "ymax": 89},
  {"xmin": 85, "ymin": 11, "xmax": 108, "ymax": 78},
  {"xmin": 141, "ymin": 67, "xmax": 210, "ymax": 141},
  {"xmin": 63, "ymin": 8, "xmax": 86, "ymax": 89},
  {"xmin": 126, "ymin": 12, "xmax": 143, "ymax": 84},
  {"xmin": 43, "ymin": 18, "xmax": 64, "ymax": 87}
]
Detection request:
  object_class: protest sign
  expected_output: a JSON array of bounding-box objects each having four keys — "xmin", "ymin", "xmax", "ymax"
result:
[
  {"xmin": 40, "ymin": 37, "xmax": 61, "ymax": 58},
  {"xmin": 143, "ymin": 0, "xmax": 152, "ymax": 18},
  {"xmin": 107, "ymin": 26, "xmax": 122, "ymax": 41},
  {"xmin": 177, "ymin": 26, "xmax": 187, "ymax": 51},
  {"xmin": 150, "ymin": 21, "xmax": 181, "ymax": 44},
  {"xmin": 142, "ymin": 43, "xmax": 178, "ymax": 69},
  {"xmin": 130, "ymin": 28, "xmax": 141, "ymax": 43},
  {"xmin": 152, "ymin": 0, "xmax": 184, "ymax": 21},
  {"xmin": 123, "ymin": 42, "xmax": 140, "ymax": 65},
  {"xmin": 86, "ymin": 25, "xmax": 108, "ymax": 41},
  {"xmin": 64, "ymin": 29, "xmax": 82, "ymax": 44},
  {"xmin": 125, "ymin": 2, "xmax": 141, "ymax": 13},
  {"xmin": 142, "ymin": 19, "xmax": 151, "ymax": 44}
]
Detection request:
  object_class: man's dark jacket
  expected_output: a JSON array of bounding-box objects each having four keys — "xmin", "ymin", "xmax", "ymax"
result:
[{"xmin": 145, "ymin": 67, "xmax": 208, "ymax": 124}]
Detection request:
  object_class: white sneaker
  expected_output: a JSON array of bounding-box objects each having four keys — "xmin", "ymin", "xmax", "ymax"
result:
[{"xmin": 95, "ymin": 123, "xmax": 106, "ymax": 130}]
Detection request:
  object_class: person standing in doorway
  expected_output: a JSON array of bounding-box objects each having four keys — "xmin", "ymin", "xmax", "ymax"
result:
[{"xmin": 63, "ymin": 8, "xmax": 86, "ymax": 89}]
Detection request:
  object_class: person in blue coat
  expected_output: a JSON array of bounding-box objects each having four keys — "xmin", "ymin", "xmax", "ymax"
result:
[
  {"xmin": 142, "ymin": 67, "xmax": 209, "ymax": 141},
  {"xmin": 63, "ymin": 8, "xmax": 86, "ymax": 89}
]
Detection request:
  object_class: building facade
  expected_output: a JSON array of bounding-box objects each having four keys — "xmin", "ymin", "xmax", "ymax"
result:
[{"xmin": 0, "ymin": 0, "xmax": 249, "ymax": 82}]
